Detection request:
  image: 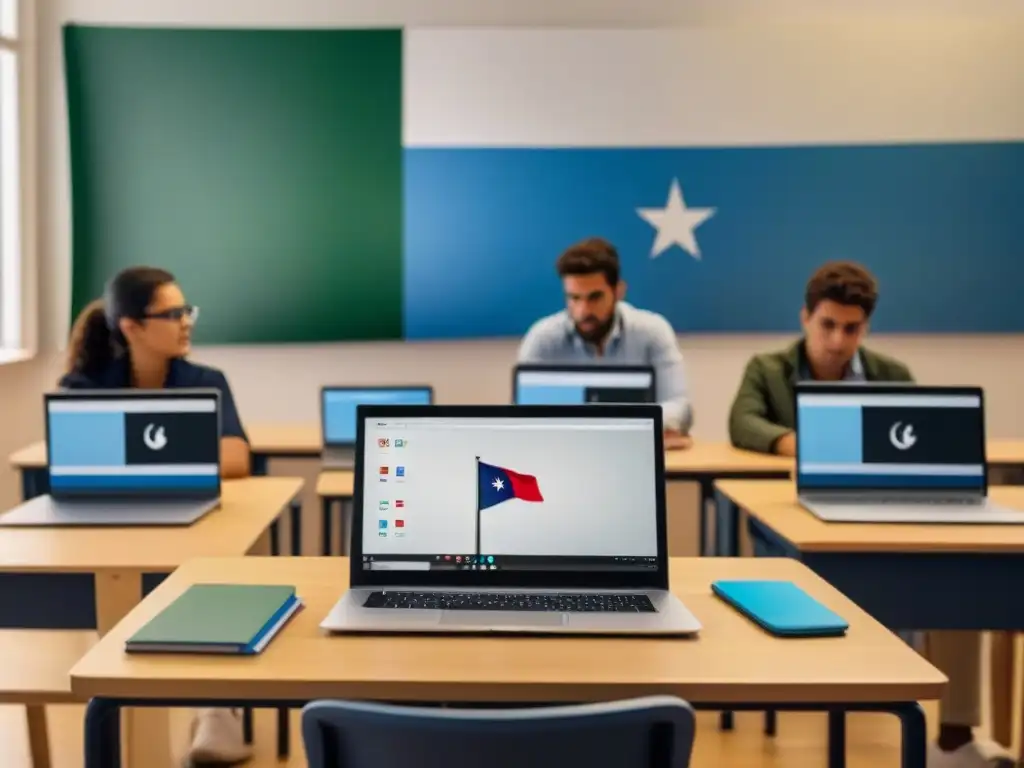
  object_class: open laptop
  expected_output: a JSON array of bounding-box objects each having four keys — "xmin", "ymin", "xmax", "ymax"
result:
[
  {"xmin": 320, "ymin": 403, "xmax": 701, "ymax": 635},
  {"xmin": 321, "ymin": 386, "xmax": 433, "ymax": 469},
  {"xmin": 0, "ymin": 389, "xmax": 223, "ymax": 527},
  {"xmin": 512, "ymin": 364, "xmax": 656, "ymax": 405},
  {"xmin": 796, "ymin": 383, "xmax": 1024, "ymax": 524}
]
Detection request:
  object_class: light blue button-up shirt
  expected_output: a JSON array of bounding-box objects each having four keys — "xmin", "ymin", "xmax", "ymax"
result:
[{"xmin": 517, "ymin": 302, "xmax": 693, "ymax": 433}]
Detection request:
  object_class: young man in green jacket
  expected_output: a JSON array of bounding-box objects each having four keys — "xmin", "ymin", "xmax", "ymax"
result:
[{"xmin": 728, "ymin": 261, "xmax": 1011, "ymax": 768}]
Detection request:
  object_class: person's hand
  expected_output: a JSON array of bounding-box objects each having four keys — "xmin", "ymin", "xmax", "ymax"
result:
[
  {"xmin": 774, "ymin": 432, "xmax": 797, "ymax": 457},
  {"xmin": 664, "ymin": 429, "xmax": 693, "ymax": 451}
]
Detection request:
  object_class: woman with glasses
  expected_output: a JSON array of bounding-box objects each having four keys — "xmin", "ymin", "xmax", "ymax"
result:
[{"xmin": 61, "ymin": 266, "xmax": 253, "ymax": 765}]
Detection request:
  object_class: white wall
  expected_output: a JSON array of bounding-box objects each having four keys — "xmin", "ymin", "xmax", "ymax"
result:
[{"xmin": 14, "ymin": 0, "xmax": 1024, "ymax": 467}]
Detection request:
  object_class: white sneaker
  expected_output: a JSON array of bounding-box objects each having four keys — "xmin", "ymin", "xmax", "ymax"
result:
[
  {"xmin": 187, "ymin": 708, "xmax": 252, "ymax": 766},
  {"xmin": 927, "ymin": 739, "xmax": 1016, "ymax": 768}
]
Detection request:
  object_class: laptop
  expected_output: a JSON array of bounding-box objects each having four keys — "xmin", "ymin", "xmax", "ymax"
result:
[
  {"xmin": 0, "ymin": 389, "xmax": 223, "ymax": 527},
  {"xmin": 321, "ymin": 386, "xmax": 433, "ymax": 469},
  {"xmin": 320, "ymin": 403, "xmax": 702, "ymax": 635},
  {"xmin": 512, "ymin": 364, "xmax": 656, "ymax": 405},
  {"xmin": 796, "ymin": 383, "xmax": 1024, "ymax": 524}
]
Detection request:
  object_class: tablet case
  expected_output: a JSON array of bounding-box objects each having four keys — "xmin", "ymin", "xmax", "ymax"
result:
[{"xmin": 711, "ymin": 580, "xmax": 849, "ymax": 637}]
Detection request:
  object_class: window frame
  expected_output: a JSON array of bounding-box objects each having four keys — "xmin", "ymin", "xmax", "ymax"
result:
[{"xmin": 0, "ymin": 0, "xmax": 35, "ymax": 362}]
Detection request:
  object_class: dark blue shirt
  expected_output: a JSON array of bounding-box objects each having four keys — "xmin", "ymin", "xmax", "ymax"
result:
[{"xmin": 59, "ymin": 357, "xmax": 248, "ymax": 442}]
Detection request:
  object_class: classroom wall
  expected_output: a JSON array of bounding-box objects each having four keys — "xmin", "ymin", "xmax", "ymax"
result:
[{"xmin": 4, "ymin": 0, "xmax": 1024, "ymax": 514}]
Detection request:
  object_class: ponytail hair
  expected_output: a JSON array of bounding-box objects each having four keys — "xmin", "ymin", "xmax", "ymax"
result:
[
  {"xmin": 63, "ymin": 266, "xmax": 176, "ymax": 381},
  {"xmin": 65, "ymin": 299, "xmax": 118, "ymax": 377}
]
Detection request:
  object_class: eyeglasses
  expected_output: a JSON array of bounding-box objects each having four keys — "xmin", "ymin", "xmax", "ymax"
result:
[{"xmin": 143, "ymin": 304, "xmax": 199, "ymax": 323}]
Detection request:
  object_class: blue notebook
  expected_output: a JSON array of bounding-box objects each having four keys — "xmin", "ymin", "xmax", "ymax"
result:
[{"xmin": 711, "ymin": 580, "xmax": 849, "ymax": 637}]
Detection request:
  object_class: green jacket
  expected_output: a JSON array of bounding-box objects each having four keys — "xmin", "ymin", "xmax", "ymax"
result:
[{"xmin": 728, "ymin": 341, "xmax": 914, "ymax": 454}]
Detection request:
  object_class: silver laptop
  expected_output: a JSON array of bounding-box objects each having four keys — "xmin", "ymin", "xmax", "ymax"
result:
[
  {"xmin": 321, "ymin": 403, "xmax": 702, "ymax": 635},
  {"xmin": 321, "ymin": 385, "xmax": 433, "ymax": 470},
  {"xmin": 0, "ymin": 389, "xmax": 223, "ymax": 527},
  {"xmin": 796, "ymin": 383, "xmax": 1024, "ymax": 524},
  {"xmin": 513, "ymin": 364, "xmax": 656, "ymax": 405}
]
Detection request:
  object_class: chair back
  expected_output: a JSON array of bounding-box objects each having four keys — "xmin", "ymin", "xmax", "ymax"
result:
[{"xmin": 301, "ymin": 696, "xmax": 696, "ymax": 768}]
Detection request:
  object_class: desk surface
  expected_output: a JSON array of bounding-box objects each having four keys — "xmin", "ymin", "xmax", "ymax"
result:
[
  {"xmin": 0, "ymin": 477, "xmax": 302, "ymax": 572},
  {"xmin": 317, "ymin": 471, "xmax": 355, "ymax": 498},
  {"xmin": 70, "ymin": 556, "xmax": 944, "ymax": 705},
  {"xmin": 716, "ymin": 480, "xmax": 1024, "ymax": 553}
]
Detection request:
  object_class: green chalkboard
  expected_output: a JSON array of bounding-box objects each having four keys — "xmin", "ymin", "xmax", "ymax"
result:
[{"xmin": 65, "ymin": 26, "xmax": 403, "ymax": 343}]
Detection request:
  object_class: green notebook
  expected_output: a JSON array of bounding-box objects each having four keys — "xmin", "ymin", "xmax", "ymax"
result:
[{"xmin": 126, "ymin": 584, "xmax": 301, "ymax": 655}]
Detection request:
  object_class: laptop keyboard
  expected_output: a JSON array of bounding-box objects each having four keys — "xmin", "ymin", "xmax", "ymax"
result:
[{"xmin": 363, "ymin": 591, "xmax": 657, "ymax": 613}]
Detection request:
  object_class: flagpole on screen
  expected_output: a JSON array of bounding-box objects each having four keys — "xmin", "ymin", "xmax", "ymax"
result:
[{"xmin": 475, "ymin": 455, "xmax": 481, "ymax": 558}]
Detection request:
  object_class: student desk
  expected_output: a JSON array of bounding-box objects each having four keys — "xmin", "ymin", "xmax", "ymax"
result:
[
  {"xmin": 712, "ymin": 439, "xmax": 1024, "ymax": 560},
  {"xmin": 6, "ymin": 423, "xmax": 313, "ymax": 554},
  {"xmin": 0, "ymin": 477, "xmax": 303, "ymax": 768},
  {"xmin": 716, "ymin": 480, "xmax": 1024, "ymax": 750},
  {"xmin": 315, "ymin": 441, "xmax": 794, "ymax": 556},
  {"xmin": 71, "ymin": 556, "xmax": 943, "ymax": 768}
]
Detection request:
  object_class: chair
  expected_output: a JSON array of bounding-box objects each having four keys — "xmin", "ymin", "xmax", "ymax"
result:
[{"xmin": 301, "ymin": 696, "xmax": 697, "ymax": 768}]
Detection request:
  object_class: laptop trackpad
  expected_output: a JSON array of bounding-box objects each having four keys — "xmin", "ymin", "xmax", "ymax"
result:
[{"xmin": 439, "ymin": 611, "xmax": 566, "ymax": 628}]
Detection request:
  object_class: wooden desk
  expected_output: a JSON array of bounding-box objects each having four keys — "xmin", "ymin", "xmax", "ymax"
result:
[
  {"xmin": 71, "ymin": 556, "xmax": 942, "ymax": 768},
  {"xmin": 714, "ymin": 479, "xmax": 1024, "ymax": 661},
  {"xmin": 716, "ymin": 479, "xmax": 1024, "ymax": 749},
  {"xmin": 7, "ymin": 423, "xmax": 322, "ymax": 499},
  {"xmin": 0, "ymin": 477, "xmax": 302, "ymax": 768},
  {"xmin": 716, "ymin": 480, "xmax": 1024, "ymax": 555}
]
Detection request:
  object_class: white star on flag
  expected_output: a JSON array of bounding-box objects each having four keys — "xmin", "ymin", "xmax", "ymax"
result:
[
  {"xmin": 637, "ymin": 179, "xmax": 716, "ymax": 260},
  {"xmin": 492, "ymin": 478, "xmax": 504, "ymax": 491}
]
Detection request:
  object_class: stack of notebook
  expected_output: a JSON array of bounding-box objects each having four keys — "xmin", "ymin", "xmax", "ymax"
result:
[{"xmin": 126, "ymin": 584, "xmax": 302, "ymax": 655}]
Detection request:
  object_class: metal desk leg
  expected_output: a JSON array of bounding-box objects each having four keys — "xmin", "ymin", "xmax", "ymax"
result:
[
  {"xmin": 290, "ymin": 500, "xmax": 302, "ymax": 556},
  {"xmin": 341, "ymin": 499, "xmax": 352, "ymax": 556},
  {"xmin": 251, "ymin": 453, "xmax": 270, "ymax": 477},
  {"xmin": 270, "ymin": 519, "xmax": 281, "ymax": 558},
  {"xmin": 896, "ymin": 702, "xmax": 927, "ymax": 768},
  {"xmin": 321, "ymin": 497, "xmax": 333, "ymax": 556},
  {"xmin": 83, "ymin": 697, "xmax": 121, "ymax": 768},
  {"xmin": 242, "ymin": 707, "xmax": 254, "ymax": 744},
  {"xmin": 828, "ymin": 710, "xmax": 846, "ymax": 768},
  {"xmin": 697, "ymin": 477, "xmax": 712, "ymax": 557},
  {"xmin": 277, "ymin": 706, "xmax": 290, "ymax": 758},
  {"xmin": 21, "ymin": 468, "xmax": 48, "ymax": 501},
  {"xmin": 715, "ymin": 486, "xmax": 737, "ymax": 733}
]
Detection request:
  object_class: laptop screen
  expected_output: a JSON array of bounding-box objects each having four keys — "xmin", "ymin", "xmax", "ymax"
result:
[
  {"xmin": 356, "ymin": 413, "xmax": 660, "ymax": 576},
  {"xmin": 322, "ymin": 387, "xmax": 433, "ymax": 446},
  {"xmin": 795, "ymin": 386, "xmax": 986, "ymax": 492},
  {"xmin": 45, "ymin": 391, "xmax": 221, "ymax": 498},
  {"xmin": 513, "ymin": 366, "xmax": 655, "ymax": 405}
]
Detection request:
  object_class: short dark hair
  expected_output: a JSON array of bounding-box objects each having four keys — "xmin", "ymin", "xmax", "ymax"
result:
[
  {"xmin": 805, "ymin": 261, "xmax": 878, "ymax": 318},
  {"xmin": 555, "ymin": 237, "xmax": 620, "ymax": 287}
]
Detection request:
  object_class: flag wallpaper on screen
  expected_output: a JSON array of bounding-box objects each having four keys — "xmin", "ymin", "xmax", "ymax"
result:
[
  {"xmin": 478, "ymin": 460, "xmax": 544, "ymax": 511},
  {"xmin": 65, "ymin": 27, "xmax": 1024, "ymax": 342}
]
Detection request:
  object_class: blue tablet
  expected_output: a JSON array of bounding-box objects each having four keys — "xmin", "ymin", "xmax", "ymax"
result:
[{"xmin": 711, "ymin": 580, "xmax": 849, "ymax": 637}]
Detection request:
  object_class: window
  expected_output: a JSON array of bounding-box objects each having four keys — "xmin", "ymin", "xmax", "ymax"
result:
[{"xmin": 0, "ymin": 0, "xmax": 22, "ymax": 355}]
